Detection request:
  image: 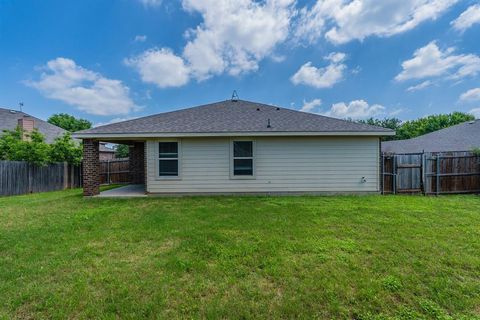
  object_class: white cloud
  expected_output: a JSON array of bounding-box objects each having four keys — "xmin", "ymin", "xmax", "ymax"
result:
[
  {"xmin": 295, "ymin": 0, "xmax": 457, "ymax": 44},
  {"xmin": 125, "ymin": 48, "xmax": 190, "ymax": 88},
  {"xmin": 134, "ymin": 35, "xmax": 147, "ymax": 42},
  {"xmin": 128, "ymin": 0, "xmax": 294, "ymax": 85},
  {"xmin": 27, "ymin": 58, "xmax": 137, "ymax": 116},
  {"xmin": 291, "ymin": 52, "xmax": 347, "ymax": 88},
  {"xmin": 139, "ymin": 0, "xmax": 162, "ymax": 7},
  {"xmin": 324, "ymin": 100, "xmax": 385, "ymax": 119},
  {"xmin": 460, "ymin": 88, "xmax": 480, "ymax": 101},
  {"xmin": 469, "ymin": 108, "xmax": 480, "ymax": 118},
  {"xmin": 395, "ymin": 41, "xmax": 480, "ymax": 82},
  {"xmin": 182, "ymin": 0, "xmax": 294, "ymax": 79},
  {"xmin": 389, "ymin": 108, "xmax": 405, "ymax": 116},
  {"xmin": 407, "ymin": 80, "xmax": 432, "ymax": 92},
  {"xmin": 300, "ymin": 98, "xmax": 322, "ymax": 112},
  {"xmin": 451, "ymin": 4, "xmax": 480, "ymax": 32}
]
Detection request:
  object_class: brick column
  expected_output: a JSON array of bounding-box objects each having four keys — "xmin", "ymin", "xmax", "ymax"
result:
[
  {"xmin": 129, "ymin": 142, "xmax": 145, "ymax": 185},
  {"xmin": 83, "ymin": 139, "xmax": 100, "ymax": 196}
]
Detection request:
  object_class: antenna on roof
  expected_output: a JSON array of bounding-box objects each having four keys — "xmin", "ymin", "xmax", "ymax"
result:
[
  {"xmin": 231, "ymin": 90, "xmax": 239, "ymax": 102},
  {"xmin": 18, "ymin": 102, "xmax": 23, "ymax": 112}
]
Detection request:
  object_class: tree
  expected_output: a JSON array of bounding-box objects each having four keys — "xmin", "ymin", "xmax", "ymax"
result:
[
  {"xmin": 0, "ymin": 128, "xmax": 82, "ymax": 165},
  {"xmin": 115, "ymin": 144, "xmax": 129, "ymax": 158},
  {"xmin": 47, "ymin": 113, "xmax": 92, "ymax": 132},
  {"xmin": 0, "ymin": 128, "xmax": 50, "ymax": 165},
  {"xmin": 357, "ymin": 112, "xmax": 474, "ymax": 141},
  {"xmin": 395, "ymin": 112, "xmax": 474, "ymax": 140},
  {"xmin": 357, "ymin": 118, "xmax": 402, "ymax": 141},
  {"xmin": 50, "ymin": 133, "xmax": 83, "ymax": 165}
]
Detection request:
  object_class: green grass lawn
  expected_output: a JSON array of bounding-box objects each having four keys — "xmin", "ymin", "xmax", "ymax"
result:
[{"xmin": 1, "ymin": 189, "xmax": 480, "ymax": 319}]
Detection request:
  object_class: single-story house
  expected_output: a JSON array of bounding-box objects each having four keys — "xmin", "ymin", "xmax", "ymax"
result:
[
  {"xmin": 382, "ymin": 119, "xmax": 479, "ymax": 154},
  {"xmin": 73, "ymin": 99, "xmax": 394, "ymax": 196},
  {"xmin": 0, "ymin": 107, "xmax": 67, "ymax": 143}
]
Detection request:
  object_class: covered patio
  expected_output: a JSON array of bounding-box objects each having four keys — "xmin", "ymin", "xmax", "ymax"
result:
[{"xmin": 82, "ymin": 139, "xmax": 146, "ymax": 197}]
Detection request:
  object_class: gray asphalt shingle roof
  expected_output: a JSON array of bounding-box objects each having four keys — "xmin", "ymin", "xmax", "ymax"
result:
[
  {"xmin": 382, "ymin": 119, "xmax": 480, "ymax": 153},
  {"xmin": 0, "ymin": 107, "xmax": 67, "ymax": 143},
  {"xmin": 76, "ymin": 100, "xmax": 393, "ymax": 136}
]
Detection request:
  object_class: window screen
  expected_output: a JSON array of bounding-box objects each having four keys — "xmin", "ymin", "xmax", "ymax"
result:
[{"xmin": 233, "ymin": 141, "xmax": 253, "ymax": 176}]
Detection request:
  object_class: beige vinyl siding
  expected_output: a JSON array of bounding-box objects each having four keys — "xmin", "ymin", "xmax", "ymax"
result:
[{"xmin": 146, "ymin": 136, "xmax": 380, "ymax": 194}]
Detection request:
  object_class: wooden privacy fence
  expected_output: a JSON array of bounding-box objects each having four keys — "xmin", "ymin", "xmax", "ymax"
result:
[
  {"xmin": 382, "ymin": 151, "xmax": 480, "ymax": 195},
  {"xmin": 0, "ymin": 161, "xmax": 82, "ymax": 196},
  {"xmin": 100, "ymin": 159, "xmax": 130, "ymax": 184}
]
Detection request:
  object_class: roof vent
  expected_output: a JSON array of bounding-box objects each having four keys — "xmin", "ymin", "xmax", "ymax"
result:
[
  {"xmin": 267, "ymin": 118, "xmax": 271, "ymax": 128},
  {"xmin": 231, "ymin": 90, "xmax": 239, "ymax": 102},
  {"xmin": 9, "ymin": 110, "xmax": 16, "ymax": 114},
  {"xmin": 256, "ymin": 108, "xmax": 260, "ymax": 111},
  {"xmin": 469, "ymin": 120, "xmax": 476, "ymax": 124},
  {"xmin": 276, "ymin": 107, "xmax": 280, "ymax": 110}
]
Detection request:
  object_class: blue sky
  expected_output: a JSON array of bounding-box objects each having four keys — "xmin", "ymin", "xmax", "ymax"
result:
[{"xmin": 1, "ymin": 0, "xmax": 480, "ymax": 126}]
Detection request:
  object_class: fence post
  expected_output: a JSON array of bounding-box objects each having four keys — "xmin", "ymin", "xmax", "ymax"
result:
[
  {"xmin": 63, "ymin": 162, "xmax": 68, "ymax": 190},
  {"xmin": 436, "ymin": 155, "xmax": 441, "ymax": 195},
  {"xmin": 421, "ymin": 152, "xmax": 425, "ymax": 195},
  {"xmin": 70, "ymin": 164, "xmax": 74, "ymax": 188},
  {"xmin": 381, "ymin": 153, "xmax": 384, "ymax": 195},
  {"xmin": 28, "ymin": 163, "xmax": 33, "ymax": 193},
  {"xmin": 393, "ymin": 155, "xmax": 397, "ymax": 194},
  {"xmin": 107, "ymin": 160, "xmax": 110, "ymax": 184}
]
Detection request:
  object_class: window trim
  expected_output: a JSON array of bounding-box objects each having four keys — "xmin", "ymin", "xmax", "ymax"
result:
[
  {"xmin": 156, "ymin": 140, "xmax": 182, "ymax": 180},
  {"xmin": 230, "ymin": 139, "xmax": 256, "ymax": 180}
]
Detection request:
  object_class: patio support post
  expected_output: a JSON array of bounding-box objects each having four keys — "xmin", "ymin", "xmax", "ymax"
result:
[{"xmin": 83, "ymin": 139, "xmax": 100, "ymax": 196}]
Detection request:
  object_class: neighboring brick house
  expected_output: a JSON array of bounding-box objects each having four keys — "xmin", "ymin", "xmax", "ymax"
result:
[
  {"xmin": 1, "ymin": 107, "xmax": 119, "ymax": 161},
  {"xmin": 0, "ymin": 107, "xmax": 67, "ymax": 143}
]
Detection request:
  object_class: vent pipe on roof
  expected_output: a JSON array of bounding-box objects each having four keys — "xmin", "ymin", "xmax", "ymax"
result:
[
  {"xmin": 231, "ymin": 90, "xmax": 239, "ymax": 102},
  {"xmin": 267, "ymin": 118, "xmax": 271, "ymax": 128}
]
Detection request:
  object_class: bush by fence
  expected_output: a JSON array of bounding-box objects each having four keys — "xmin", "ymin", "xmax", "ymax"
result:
[{"xmin": 0, "ymin": 160, "xmax": 82, "ymax": 196}]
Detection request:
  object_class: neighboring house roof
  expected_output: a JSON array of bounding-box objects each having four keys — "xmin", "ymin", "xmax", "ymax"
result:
[
  {"xmin": 0, "ymin": 107, "xmax": 67, "ymax": 143},
  {"xmin": 99, "ymin": 143, "xmax": 115, "ymax": 153},
  {"xmin": 74, "ymin": 100, "xmax": 394, "ymax": 138},
  {"xmin": 382, "ymin": 119, "xmax": 480, "ymax": 153}
]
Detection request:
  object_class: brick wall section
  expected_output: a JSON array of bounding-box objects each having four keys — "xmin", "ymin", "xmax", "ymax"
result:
[
  {"xmin": 129, "ymin": 142, "xmax": 145, "ymax": 185},
  {"xmin": 83, "ymin": 139, "xmax": 100, "ymax": 196}
]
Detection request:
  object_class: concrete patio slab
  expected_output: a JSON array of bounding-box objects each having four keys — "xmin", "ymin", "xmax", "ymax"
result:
[{"xmin": 97, "ymin": 184, "xmax": 146, "ymax": 197}]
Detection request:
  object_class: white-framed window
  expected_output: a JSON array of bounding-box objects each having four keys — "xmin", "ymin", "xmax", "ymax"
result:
[
  {"xmin": 231, "ymin": 140, "xmax": 255, "ymax": 179},
  {"xmin": 158, "ymin": 141, "xmax": 179, "ymax": 177}
]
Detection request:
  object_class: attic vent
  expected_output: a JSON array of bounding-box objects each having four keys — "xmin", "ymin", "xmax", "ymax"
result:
[
  {"xmin": 256, "ymin": 108, "xmax": 260, "ymax": 111},
  {"xmin": 276, "ymin": 107, "xmax": 280, "ymax": 110},
  {"xmin": 9, "ymin": 110, "xmax": 16, "ymax": 114},
  {"xmin": 267, "ymin": 118, "xmax": 271, "ymax": 128},
  {"xmin": 231, "ymin": 90, "xmax": 239, "ymax": 102}
]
